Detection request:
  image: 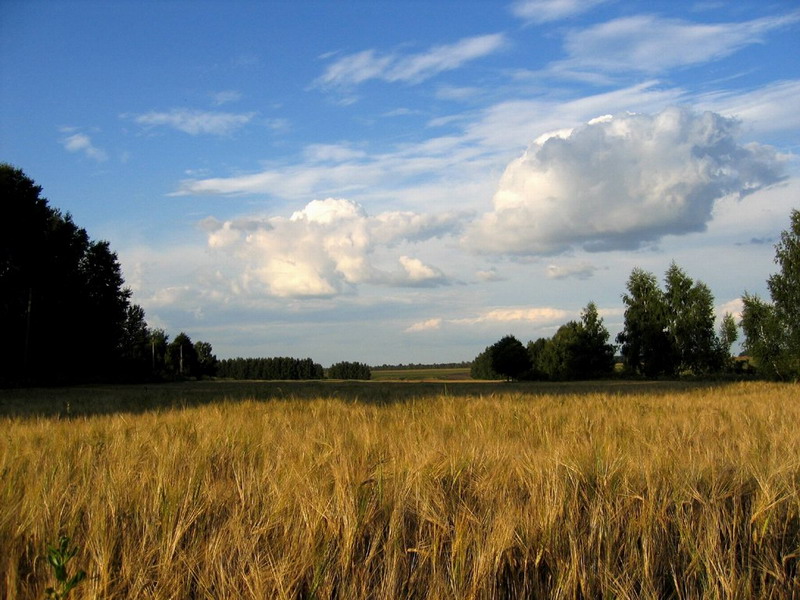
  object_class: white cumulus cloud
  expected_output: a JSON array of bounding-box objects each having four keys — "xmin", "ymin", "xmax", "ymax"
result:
[
  {"xmin": 466, "ymin": 106, "xmax": 785, "ymax": 256},
  {"xmin": 398, "ymin": 256, "xmax": 447, "ymax": 285},
  {"xmin": 202, "ymin": 198, "xmax": 460, "ymax": 298},
  {"xmin": 717, "ymin": 298, "xmax": 744, "ymax": 321}
]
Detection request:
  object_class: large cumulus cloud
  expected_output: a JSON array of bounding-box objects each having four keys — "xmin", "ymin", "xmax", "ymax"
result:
[
  {"xmin": 202, "ymin": 198, "xmax": 460, "ymax": 298},
  {"xmin": 465, "ymin": 106, "xmax": 785, "ymax": 255}
]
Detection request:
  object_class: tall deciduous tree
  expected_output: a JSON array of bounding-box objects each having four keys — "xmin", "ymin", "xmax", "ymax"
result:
[
  {"xmin": 149, "ymin": 329, "xmax": 169, "ymax": 377},
  {"xmin": 768, "ymin": 209, "xmax": 800, "ymax": 365},
  {"xmin": 537, "ymin": 322, "xmax": 582, "ymax": 381},
  {"xmin": 619, "ymin": 264, "xmax": 725, "ymax": 377},
  {"xmin": 741, "ymin": 294, "xmax": 787, "ymax": 378},
  {"xmin": 525, "ymin": 338, "xmax": 548, "ymax": 381},
  {"xmin": 576, "ymin": 301, "xmax": 616, "ymax": 379},
  {"xmin": 489, "ymin": 335, "xmax": 532, "ymax": 381},
  {"xmin": 664, "ymin": 263, "xmax": 723, "ymax": 374},
  {"xmin": 119, "ymin": 303, "xmax": 152, "ymax": 379},
  {"xmin": 194, "ymin": 341, "xmax": 218, "ymax": 378},
  {"xmin": 719, "ymin": 313, "xmax": 739, "ymax": 369},
  {"xmin": 471, "ymin": 344, "xmax": 502, "ymax": 380},
  {"xmin": 167, "ymin": 333, "xmax": 199, "ymax": 378},
  {"xmin": 617, "ymin": 268, "xmax": 677, "ymax": 377},
  {"xmin": 742, "ymin": 209, "xmax": 800, "ymax": 379},
  {"xmin": 532, "ymin": 302, "xmax": 615, "ymax": 381}
]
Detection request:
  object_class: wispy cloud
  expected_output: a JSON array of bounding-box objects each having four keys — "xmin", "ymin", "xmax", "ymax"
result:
[
  {"xmin": 546, "ymin": 262, "xmax": 599, "ymax": 280},
  {"xmin": 558, "ymin": 13, "xmax": 799, "ymax": 74},
  {"xmin": 60, "ymin": 131, "xmax": 107, "ymax": 161},
  {"xmin": 405, "ymin": 318, "xmax": 443, "ymax": 333},
  {"xmin": 696, "ymin": 79, "xmax": 800, "ymax": 134},
  {"xmin": 476, "ymin": 268, "xmax": 505, "ymax": 282},
  {"xmin": 172, "ymin": 81, "xmax": 684, "ymax": 209},
  {"xmin": 510, "ymin": 0, "xmax": 608, "ymax": 23},
  {"xmin": 316, "ymin": 33, "xmax": 507, "ymax": 89},
  {"xmin": 304, "ymin": 143, "xmax": 367, "ymax": 163},
  {"xmin": 211, "ymin": 90, "xmax": 242, "ymax": 106},
  {"xmin": 171, "ymin": 132, "xmax": 495, "ymax": 202},
  {"xmin": 461, "ymin": 307, "xmax": 569, "ymax": 324},
  {"xmin": 405, "ymin": 306, "xmax": 570, "ymax": 335},
  {"xmin": 382, "ymin": 107, "xmax": 423, "ymax": 118},
  {"xmin": 435, "ymin": 85, "xmax": 483, "ymax": 101},
  {"xmin": 130, "ymin": 108, "xmax": 255, "ymax": 136},
  {"xmin": 736, "ymin": 236, "xmax": 774, "ymax": 246}
]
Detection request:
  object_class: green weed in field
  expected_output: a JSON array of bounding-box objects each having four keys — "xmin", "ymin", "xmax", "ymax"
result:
[{"xmin": 43, "ymin": 536, "xmax": 86, "ymax": 599}]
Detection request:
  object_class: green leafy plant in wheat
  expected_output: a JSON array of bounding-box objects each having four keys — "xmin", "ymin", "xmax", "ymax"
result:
[{"xmin": 44, "ymin": 536, "xmax": 86, "ymax": 599}]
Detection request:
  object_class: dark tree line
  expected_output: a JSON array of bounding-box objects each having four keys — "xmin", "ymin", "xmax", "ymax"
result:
[
  {"xmin": 2, "ymin": 164, "xmax": 131, "ymax": 383},
  {"xmin": 327, "ymin": 361, "xmax": 372, "ymax": 380},
  {"xmin": 373, "ymin": 361, "xmax": 471, "ymax": 370},
  {"xmin": 1, "ymin": 165, "xmax": 216, "ymax": 385},
  {"xmin": 215, "ymin": 358, "xmax": 372, "ymax": 381},
  {"xmin": 217, "ymin": 357, "xmax": 324, "ymax": 380}
]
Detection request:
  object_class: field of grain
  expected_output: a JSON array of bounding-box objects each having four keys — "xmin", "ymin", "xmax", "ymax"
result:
[
  {"xmin": 2, "ymin": 381, "xmax": 799, "ymax": 599},
  {"xmin": 370, "ymin": 367, "xmax": 472, "ymax": 381}
]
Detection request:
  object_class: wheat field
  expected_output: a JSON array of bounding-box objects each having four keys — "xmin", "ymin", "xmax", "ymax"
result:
[{"xmin": 2, "ymin": 381, "xmax": 799, "ymax": 599}]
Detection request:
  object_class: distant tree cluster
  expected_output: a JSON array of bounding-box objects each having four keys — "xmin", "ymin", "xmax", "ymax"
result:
[
  {"xmin": 1, "ymin": 165, "xmax": 216, "ymax": 385},
  {"xmin": 472, "ymin": 208, "xmax": 800, "ymax": 382},
  {"xmin": 534, "ymin": 302, "xmax": 616, "ymax": 380},
  {"xmin": 471, "ymin": 335, "xmax": 527, "ymax": 381},
  {"xmin": 162, "ymin": 332, "xmax": 218, "ymax": 379},
  {"xmin": 471, "ymin": 303, "xmax": 615, "ymax": 381},
  {"xmin": 327, "ymin": 361, "xmax": 372, "ymax": 380},
  {"xmin": 216, "ymin": 357, "xmax": 324, "ymax": 380},
  {"xmin": 373, "ymin": 361, "xmax": 471, "ymax": 370},
  {"xmin": 617, "ymin": 263, "xmax": 730, "ymax": 377},
  {"xmin": 123, "ymin": 327, "xmax": 218, "ymax": 381}
]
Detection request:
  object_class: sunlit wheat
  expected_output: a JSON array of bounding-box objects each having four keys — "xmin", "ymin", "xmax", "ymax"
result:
[{"xmin": 1, "ymin": 381, "xmax": 798, "ymax": 598}]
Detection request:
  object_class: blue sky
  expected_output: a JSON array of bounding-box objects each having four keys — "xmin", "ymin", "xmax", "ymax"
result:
[{"xmin": 2, "ymin": 0, "xmax": 799, "ymax": 365}]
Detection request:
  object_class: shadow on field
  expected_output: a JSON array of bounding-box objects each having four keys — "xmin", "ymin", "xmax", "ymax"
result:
[{"xmin": 0, "ymin": 378, "xmax": 744, "ymax": 419}]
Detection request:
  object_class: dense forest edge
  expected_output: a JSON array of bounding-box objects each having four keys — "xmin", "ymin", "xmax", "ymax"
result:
[{"xmin": 2, "ymin": 163, "xmax": 799, "ymax": 386}]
